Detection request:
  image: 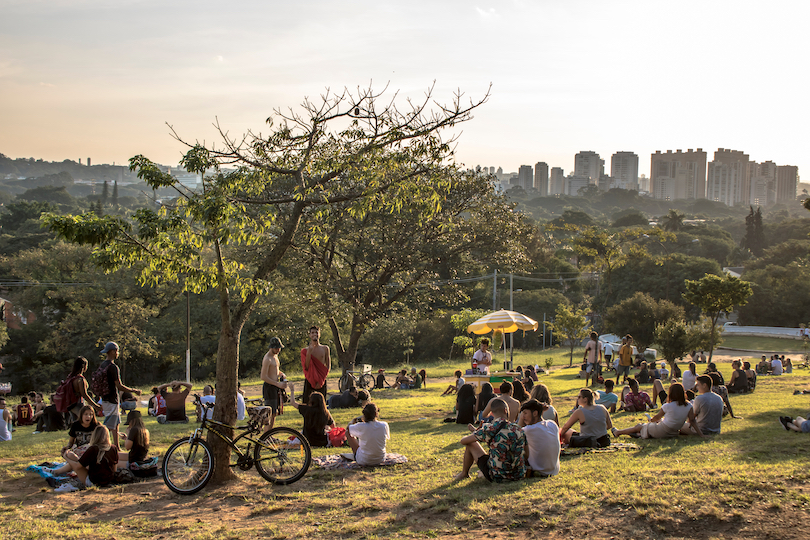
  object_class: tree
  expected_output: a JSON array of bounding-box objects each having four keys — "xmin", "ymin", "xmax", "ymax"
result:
[
  {"xmin": 662, "ymin": 209, "xmax": 685, "ymax": 232},
  {"xmin": 547, "ymin": 303, "xmax": 590, "ymax": 367},
  {"xmin": 654, "ymin": 318, "xmax": 717, "ymax": 380},
  {"xmin": 683, "ymin": 273, "xmax": 752, "ymax": 361},
  {"xmin": 301, "ymin": 169, "xmax": 525, "ymax": 371},
  {"xmin": 44, "ymin": 84, "xmax": 488, "ymax": 484},
  {"xmin": 603, "ymin": 292, "xmax": 685, "ymax": 352},
  {"xmin": 450, "ymin": 309, "xmax": 489, "ymax": 360},
  {"xmin": 741, "ymin": 206, "xmax": 765, "ymax": 257},
  {"xmin": 101, "ymin": 180, "xmax": 109, "ymax": 205}
]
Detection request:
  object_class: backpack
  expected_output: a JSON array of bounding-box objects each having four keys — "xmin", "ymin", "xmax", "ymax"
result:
[
  {"xmin": 90, "ymin": 363, "xmax": 112, "ymax": 398},
  {"xmin": 53, "ymin": 375, "xmax": 80, "ymax": 413}
]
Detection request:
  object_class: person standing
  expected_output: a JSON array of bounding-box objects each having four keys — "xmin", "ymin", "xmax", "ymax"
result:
[
  {"xmin": 0, "ymin": 397, "xmax": 11, "ymax": 442},
  {"xmin": 603, "ymin": 341, "xmax": 614, "ymax": 374},
  {"xmin": 583, "ymin": 332, "xmax": 603, "ymax": 387},
  {"xmin": 260, "ymin": 337, "xmax": 288, "ymax": 430},
  {"xmin": 95, "ymin": 342, "xmax": 141, "ymax": 449},
  {"xmin": 301, "ymin": 326, "xmax": 330, "ymax": 403},
  {"xmin": 65, "ymin": 356, "xmax": 103, "ymax": 421},
  {"xmin": 617, "ymin": 335, "xmax": 634, "ymax": 385},
  {"xmin": 472, "ymin": 339, "xmax": 493, "ymax": 374}
]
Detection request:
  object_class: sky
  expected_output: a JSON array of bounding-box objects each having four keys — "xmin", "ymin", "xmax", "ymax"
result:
[{"xmin": 2, "ymin": 0, "xmax": 809, "ymax": 178}]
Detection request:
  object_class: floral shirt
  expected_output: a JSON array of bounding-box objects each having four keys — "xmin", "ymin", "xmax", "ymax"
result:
[
  {"xmin": 623, "ymin": 391, "xmax": 652, "ymax": 410},
  {"xmin": 474, "ymin": 419, "xmax": 526, "ymax": 482}
]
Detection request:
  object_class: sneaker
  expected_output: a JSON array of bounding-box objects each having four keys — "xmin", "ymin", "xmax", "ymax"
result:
[
  {"xmin": 54, "ymin": 483, "xmax": 78, "ymax": 493},
  {"xmin": 611, "ymin": 427, "xmax": 619, "ymax": 438},
  {"xmin": 84, "ymin": 478, "xmax": 93, "ymax": 488},
  {"xmin": 793, "ymin": 390, "xmax": 802, "ymax": 395},
  {"xmin": 779, "ymin": 417, "xmax": 790, "ymax": 431},
  {"xmin": 33, "ymin": 431, "xmax": 42, "ymax": 434}
]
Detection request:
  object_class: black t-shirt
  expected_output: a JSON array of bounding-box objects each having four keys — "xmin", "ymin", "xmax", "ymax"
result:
[
  {"xmin": 44, "ymin": 405, "xmax": 66, "ymax": 431},
  {"xmin": 128, "ymin": 439, "xmax": 149, "ymax": 464},
  {"xmin": 297, "ymin": 404, "xmax": 334, "ymax": 447},
  {"xmin": 101, "ymin": 361, "xmax": 121, "ymax": 404},
  {"xmin": 456, "ymin": 394, "xmax": 477, "ymax": 424},
  {"xmin": 79, "ymin": 445, "xmax": 119, "ymax": 486},
  {"xmin": 69, "ymin": 420, "xmax": 96, "ymax": 447},
  {"xmin": 331, "ymin": 390, "xmax": 359, "ymax": 409}
]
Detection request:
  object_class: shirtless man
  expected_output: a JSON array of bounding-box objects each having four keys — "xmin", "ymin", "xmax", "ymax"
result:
[
  {"xmin": 301, "ymin": 326, "xmax": 331, "ymax": 403},
  {"xmin": 260, "ymin": 337, "xmax": 288, "ymax": 430},
  {"xmin": 480, "ymin": 381, "xmax": 520, "ymax": 423}
]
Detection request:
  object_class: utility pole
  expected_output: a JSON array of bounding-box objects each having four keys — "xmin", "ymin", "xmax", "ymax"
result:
[{"xmin": 492, "ymin": 269, "xmax": 497, "ymax": 311}]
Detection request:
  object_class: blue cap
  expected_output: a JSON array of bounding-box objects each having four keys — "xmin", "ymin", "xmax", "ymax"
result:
[{"xmin": 101, "ymin": 341, "xmax": 119, "ymax": 354}]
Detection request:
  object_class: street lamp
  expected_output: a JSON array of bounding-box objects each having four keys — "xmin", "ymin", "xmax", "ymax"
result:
[{"xmin": 642, "ymin": 235, "xmax": 699, "ymax": 300}]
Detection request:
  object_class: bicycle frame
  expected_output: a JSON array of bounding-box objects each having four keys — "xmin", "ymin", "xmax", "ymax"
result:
[{"xmin": 192, "ymin": 401, "xmax": 273, "ymax": 464}]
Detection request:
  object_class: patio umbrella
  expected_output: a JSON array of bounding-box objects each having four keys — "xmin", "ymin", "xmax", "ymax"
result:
[{"xmin": 467, "ymin": 309, "xmax": 539, "ymax": 369}]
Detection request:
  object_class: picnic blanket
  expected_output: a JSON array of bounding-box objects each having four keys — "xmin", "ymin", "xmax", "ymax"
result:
[
  {"xmin": 26, "ymin": 462, "xmax": 76, "ymax": 488},
  {"xmin": 561, "ymin": 442, "xmax": 641, "ymax": 456},
  {"xmin": 313, "ymin": 453, "xmax": 408, "ymax": 470}
]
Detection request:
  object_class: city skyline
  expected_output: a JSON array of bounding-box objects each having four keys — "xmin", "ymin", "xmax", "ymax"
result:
[{"xmin": 2, "ymin": 2, "xmax": 809, "ymax": 182}]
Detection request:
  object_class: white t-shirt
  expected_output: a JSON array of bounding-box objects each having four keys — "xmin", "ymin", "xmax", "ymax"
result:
[
  {"xmin": 473, "ymin": 349, "xmax": 492, "ymax": 373},
  {"xmin": 661, "ymin": 401, "xmax": 692, "ymax": 430},
  {"xmin": 522, "ymin": 420, "xmax": 560, "ymax": 476},
  {"xmin": 682, "ymin": 370, "xmax": 697, "ymax": 391},
  {"xmin": 456, "ymin": 377, "xmax": 465, "ymax": 391},
  {"xmin": 541, "ymin": 405, "xmax": 558, "ymax": 423},
  {"xmin": 237, "ymin": 392, "xmax": 246, "ymax": 421},
  {"xmin": 771, "ymin": 359, "xmax": 783, "ymax": 375},
  {"xmin": 348, "ymin": 420, "xmax": 390, "ymax": 466},
  {"xmin": 199, "ymin": 395, "xmax": 216, "ymax": 419},
  {"xmin": 604, "ymin": 343, "xmax": 614, "ymax": 357}
]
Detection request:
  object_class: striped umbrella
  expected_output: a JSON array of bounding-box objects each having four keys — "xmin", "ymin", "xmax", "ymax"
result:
[{"xmin": 467, "ymin": 309, "xmax": 539, "ymax": 335}]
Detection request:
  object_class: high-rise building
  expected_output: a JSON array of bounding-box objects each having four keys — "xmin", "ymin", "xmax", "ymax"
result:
[
  {"xmin": 550, "ymin": 167, "xmax": 565, "ymax": 195},
  {"xmin": 749, "ymin": 160, "xmax": 777, "ymax": 206},
  {"xmin": 574, "ymin": 151, "xmax": 604, "ymax": 182},
  {"xmin": 650, "ymin": 149, "xmax": 707, "ymax": 201},
  {"xmin": 518, "ymin": 165, "xmax": 533, "ymax": 190},
  {"xmin": 534, "ymin": 162, "xmax": 549, "ymax": 196},
  {"xmin": 566, "ymin": 175, "xmax": 590, "ymax": 196},
  {"xmin": 610, "ymin": 152, "xmax": 639, "ymax": 190},
  {"xmin": 776, "ymin": 165, "xmax": 799, "ymax": 202},
  {"xmin": 706, "ymin": 149, "xmax": 750, "ymax": 206}
]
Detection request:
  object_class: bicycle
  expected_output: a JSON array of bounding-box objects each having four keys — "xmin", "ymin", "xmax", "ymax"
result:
[
  {"xmin": 161, "ymin": 395, "xmax": 311, "ymax": 495},
  {"xmin": 338, "ymin": 363, "xmax": 375, "ymax": 392}
]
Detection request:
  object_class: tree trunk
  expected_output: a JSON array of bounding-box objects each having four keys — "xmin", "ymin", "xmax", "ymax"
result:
[{"xmin": 328, "ymin": 315, "xmax": 364, "ymax": 371}]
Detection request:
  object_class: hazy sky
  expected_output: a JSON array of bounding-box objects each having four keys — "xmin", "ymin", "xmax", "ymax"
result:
[{"xmin": 2, "ymin": 0, "xmax": 808, "ymax": 178}]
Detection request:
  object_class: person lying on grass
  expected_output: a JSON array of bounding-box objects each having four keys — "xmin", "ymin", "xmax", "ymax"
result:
[
  {"xmin": 454, "ymin": 398, "xmax": 526, "ymax": 482},
  {"xmin": 518, "ymin": 399, "xmax": 560, "ymax": 478},
  {"xmin": 613, "ymin": 382, "xmax": 703, "ymax": 440},
  {"xmin": 779, "ymin": 414, "xmax": 810, "ymax": 432},
  {"xmin": 559, "ymin": 388, "xmax": 612, "ymax": 448},
  {"xmin": 346, "ymin": 403, "xmax": 390, "ymax": 466},
  {"xmin": 441, "ymin": 371, "xmax": 464, "ymax": 396}
]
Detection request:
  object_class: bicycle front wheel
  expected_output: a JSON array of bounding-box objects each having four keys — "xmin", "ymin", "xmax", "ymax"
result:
[
  {"xmin": 254, "ymin": 427, "xmax": 312, "ymax": 485},
  {"xmin": 338, "ymin": 373, "xmax": 352, "ymax": 392},
  {"xmin": 162, "ymin": 438, "xmax": 213, "ymax": 495},
  {"xmin": 359, "ymin": 373, "xmax": 375, "ymax": 390}
]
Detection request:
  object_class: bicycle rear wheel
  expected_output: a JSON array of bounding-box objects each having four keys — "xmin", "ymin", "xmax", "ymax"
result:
[
  {"xmin": 338, "ymin": 373, "xmax": 352, "ymax": 392},
  {"xmin": 254, "ymin": 426, "xmax": 311, "ymax": 485},
  {"xmin": 359, "ymin": 373, "xmax": 375, "ymax": 390},
  {"xmin": 162, "ymin": 438, "xmax": 213, "ymax": 495}
]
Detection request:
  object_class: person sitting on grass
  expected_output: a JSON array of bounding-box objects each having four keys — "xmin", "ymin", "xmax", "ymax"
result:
[
  {"xmin": 595, "ymin": 380, "xmax": 619, "ymax": 414},
  {"xmin": 682, "ymin": 362, "xmax": 698, "ymax": 393},
  {"xmin": 288, "ymin": 384, "xmax": 334, "ymax": 447},
  {"xmin": 147, "ymin": 387, "xmax": 166, "ymax": 417},
  {"xmin": 707, "ymin": 371, "xmax": 741, "ymax": 419},
  {"xmin": 62, "ymin": 405, "xmax": 99, "ymax": 459},
  {"xmin": 651, "ymin": 377, "xmax": 695, "ymax": 408},
  {"xmin": 481, "ymin": 382, "xmax": 520, "ymax": 423},
  {"xmin": 529, "ymin": 383, "xmax": 559, "ymax": 424},
  {"xmin": 15, "ymin": 396, "xmax": 34, "ymax": 427},
  {"xmin": 346, "ymin": 403, "xmax": 390, "ymax": 466},
  {"xmin": 409, "ymin": 368, "xmax": 422, "ymax": 389},
  {"xmin": 477, "ymin": 383, "xmax": 496, "ymax": 422},
  {"xmin": 157, "ymin": 380, "xmax": 192, "ymax": 424},
  {"xmin": 756, "ymin": 356, "xmax": 771, "ymax": 375},
  {"xmin": 636, "ymin": 362, "xmax": 650, "ymax": 384},
  {"xmin": 511, "ymin": 380, "xmax": 529, "ymax": 403},
  {"xmin": 455, "ymin": 383, "xmax": 477, "ymax": 425},
  {"xmin": 419, "ymin": 369, "xmax": 428, "ymax": 388},
  {"xmin": 441, "ymin": 371, "xmax": 464, "ymax": 396},
  {"xmin": 680, "ymin": 375, "xmax": 724, "ymax": 435},
  {"xmin": 779, "ymin": 414, "xmax": 810, "ymax": 432},
  {"xmin": 118, "ymin": 411, "xmax": 149, "ymax": 470},
  {"xmin": 374, "ymin": 369, "xmax": 390, "ymax": 390},
  {"xmin": 559, "ymin": 388, "xmax": 612, "ymax": 447},
  {"xmin": 619, "ymin": 378, "xmax": 653, "ymax": 412},
  {"xmin": 453, "ymin": 398, "xmax": 526, "ymax": 482},
  {"xmin": 50, "ymin": 425, "xmax": 119, "ymax": 492},
  {"xmin": 727, "ymin": 360, "xmax": 749, "ymax": 394},
  {"xmin": 518, "ymin": 399, "xmax": 560, "ymax": 478},
  {"xmin": 743, "ymin": 362, "xmax": 757, "ymax": 391},
  {"xmin": 613, "ymin": 382, "xmax": 703, "ymax": 440},
  {"xmin": 394, "ymin": 370, "xmax": 412, "ymax": 389}
]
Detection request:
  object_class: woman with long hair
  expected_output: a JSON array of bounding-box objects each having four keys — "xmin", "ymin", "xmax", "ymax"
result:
[
  {"xmin": 682, "ymin": 362, "xmax": 698, "ymax": 392},
  {"xmin": 455, "ymin": 383, "xmax": 477, "ymax": 425},
  {"xmin": 511, "ymin": 380, "xmax": 529, "ymax": 403},
  {"xmin": 65, "ymin": 356, "xmax": 102, "ymax": 421},
  {"xmin": 476, "ymin": 382, "xmax": 495, "ymax": 422},
  {"xmin": 288, "ymin": 385, "xmax": 334, "ymax": 447},
  {"xmin": 53, "ymin": 425, "xmax": 119, "ymax": 492},
  {"xmin": 529, "ymin": 383, "xmax": 559, "ymax": 424},
  {"xmin": 119, "ymin": 413, "xmax": 150, "ymax": 468},
  {"xmin": 614, "ymin": 382, "xmax": 703, "ymax": 439}
]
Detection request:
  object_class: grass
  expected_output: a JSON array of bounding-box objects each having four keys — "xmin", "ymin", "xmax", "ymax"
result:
[
  {"xmin": 719, "ymin": 334, "xmax": 807, "ymax": 353},
  {"xmin": 2, "ymin": 350, "xmax": 810, "ymax": 538}
]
